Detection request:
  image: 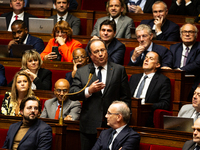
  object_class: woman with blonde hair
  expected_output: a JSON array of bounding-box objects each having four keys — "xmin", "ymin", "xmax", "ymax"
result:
[
  {"xmin": 1, "ymin": 71, "xmax": 34, "ymax": 116},
  {"xmin": 40, "ymin": 20, "xmax": 82, "ymax": 62}
]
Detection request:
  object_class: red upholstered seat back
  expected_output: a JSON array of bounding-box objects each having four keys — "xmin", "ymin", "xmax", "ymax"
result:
[
  {"xmin": 0, "ymin": 128, "xmax": 9, "ymax": 148},
  {"xmin": 80, "ymin": 18, "xmax": 87, "ymax": 35},
  {"xmin": 4, "ymin": 66, "xmax": 21, "ymax": 85},
  {"xmin": 140, "ymin": 143, "xmax": 151, "ymax": 150},
  {"xmin": 124, "ymin": 47, "xmax": 134, "ymax": 65},
  {"xmin": 0, "ymin": 39, "xmax": 10, "ymax": 45},
  {"xmin": 150, "ymin": 144, "xmax": 182, "ymax": 150},
  {"xmin": 81, "ymin": 0, "xmax": 107, "ymax": 11}
]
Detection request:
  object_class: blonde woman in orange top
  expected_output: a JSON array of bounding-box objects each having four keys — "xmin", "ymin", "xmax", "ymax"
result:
[{"xmin": 40, "ymin": 21, "xmax": 82, "ymax": 62}]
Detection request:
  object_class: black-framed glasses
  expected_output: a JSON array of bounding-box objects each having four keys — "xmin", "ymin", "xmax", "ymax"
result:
[
  {"xmin": 106, "ymin": 111, "xmax": 119, "ymax": 115},
  {"xmin": 56, "ymin": 89, "xmax": 68, "ymax": 94},
  {"xmin": 181, "ymin": 30, "xmax": 197, "ymax": 35}
]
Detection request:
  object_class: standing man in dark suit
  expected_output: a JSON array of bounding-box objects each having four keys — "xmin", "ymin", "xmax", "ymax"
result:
[
  {"xmin": 50, "ymin": 0, "xmax": 80, "ymax": 35},
  {"xmin": 8, "ymin": 20, "xmax": 45, "ymax": 56},
  {"xmin": 40, "ymin": 79, "xmax": 81, "ymax": 120},
  {"xmin": 182, "ymin": 118, "xmax": 200, "ymax": 150},
  {"xmin": 92, "ymin": 101, "xmax": 140, "ymax": 150},
  {"xmin": 2, "ymin": 96, "xmax": 52, "ymax": 150},
  {"xmin": 125, "ymin": 0, "xmax": 159, "ymax": 14},
  {"xmin": 0, "ymin": 0, "xmax": 36, "ymax": 31},
  {"xmin": 128, "ymin": 24, "xmax": 172, "ymax": 68},
  {"xmin": 0, "ymin": 64, "xmax": 7, "ymax": 86},
  {"xmin": 140, "ymin": 1, "xmax": 180, "ymax": 41},
  {"xmin": 88, "ymin": 19, "xmax": 126, "ymax": 65},
  {"xmin": 129, "ymin": 51, "xmax": 171, "ymax": 127},
  {"xmin": 169, "ymin": 0, "xmax": 200, "ymax": 16},
  {"xmin": 91, "ymin": 0, "xmax": 134, "ymax": 39},
  {"xmin": 69, "ymin": 39, "xmax": 131, "ymax": 150}
]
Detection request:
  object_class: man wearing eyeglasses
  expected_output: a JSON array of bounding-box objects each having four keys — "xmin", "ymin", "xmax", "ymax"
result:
[
  {"xmin": 40, "ymin": 78, "xmax": 81, "ymax": 121},
  {"xmin": 69, "ymin": 39, "xmax": 131, "ymax": 150},
  {"xmin": 92, "ymin": 101, "xmax": 140, "ymax": 150},
  {"xmin": 128, "ymin": 24, "xmax": 172, "ymax": 69},
  {"xmin": 182, "ymin": 118, "xmax": 200, "ymax": 150},
  {"xmin": 65, "ymin": 48, "xmax": 89, "ymax": 85}
]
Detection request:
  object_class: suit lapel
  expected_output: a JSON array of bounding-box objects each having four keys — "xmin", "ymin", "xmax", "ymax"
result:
[
  {"xmin": 51, "ymin": 99, "xmax": 57, "ymax": 118},
  {"xmin": 175, "ymin": 44, "xmax": 183, "ymax": 68},
  {"xmin": 62, "ymin": 99, "xmax": 71, "ymax": 117},
  {"xmin": 88, "ymin": 63, "xmax": 98, "ymax": 85},
  {"xmin": 187, "ymin": 42, "xmax": 198, "ymax": 64},
  {"xmin": 115, "ymin": 16, "xmax": 124, "ymax": 37},
  {"xmin": 107, "ymin": 38, "xmax": 116, "ymax": 56},
  {"xmin": 130, "ymin": 74, "xmax": 143, "ymax": 97}
]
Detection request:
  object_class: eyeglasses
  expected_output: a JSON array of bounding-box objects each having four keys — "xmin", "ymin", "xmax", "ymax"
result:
[
  {"xmin": 55, "ymin": 31, "xmax": 67, "ymax": 35},
  {"xmin": 181, "ymin": 30, "xmax": 197, "ymax": 35},
  {"xmin": 92, "ymin": 49, "xmax": 107, "ymax": 55},
  {"xmin": 106, "ymin": 111, "xmax": 119, "ymax": 115},
  {"xmin": 73, "ymin": 55, "xmax": 87, "ymax": 60},
  {"xmin": 192, "ymin": 126, "xmax": 200, "ymax": 132},
  {"xmin": 56, "ymin": 89, "xmax": 68, "ymax": 94},
  {"xmin": 137, "ymin": 34, "xmax": 149, "ymax": 39}
]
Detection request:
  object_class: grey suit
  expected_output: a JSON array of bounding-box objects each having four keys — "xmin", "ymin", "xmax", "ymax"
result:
[
  {"xmin": 178, "ymin": 104, "xmax": 195, "ymax": 118},
  {"xmin": 91, "ymin": 16, "xmax": 134, "ymax": 39},
  {"xmin": 49, "ymin": 13, "xmax": 80, "ymax": 35},
  {"xmin": 182, "ymin": 140, "xmax": 196, "ymax": 150},
  {"xmin": 40, "ymin": 97, "xmax": 81, "ymax": 120}
]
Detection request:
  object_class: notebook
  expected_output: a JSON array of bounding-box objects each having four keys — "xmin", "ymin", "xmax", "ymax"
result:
[
  {"xmin": 29, "ymin": 0, "xmax": 53, "ymax": 8},
  {"xmin": 11, "ymin": 44, "xmax": 33, "ymax": 58},
  {"xmin": 163, "ymin": 115, "xmax": 194, "ymax": 132},
  {"xmin": 0, "ymin": 45, "xmax": 9, "ymax": 57},
  {"xmin": 29, "ymin": 18, "xmax": 54, "ymax": 34},
  {"xmin": 0, "ymin": 17, "xmax": 7, "ymax": 31}
]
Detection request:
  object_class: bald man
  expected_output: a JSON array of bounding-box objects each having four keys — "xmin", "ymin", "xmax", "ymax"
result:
[
  {"xmin": 182, "ymin": 118, "xmax": 200, "ymax": 150},
  {"xmin": 40, "ymin": 79, "xmax": 81, "ymax": 120}
]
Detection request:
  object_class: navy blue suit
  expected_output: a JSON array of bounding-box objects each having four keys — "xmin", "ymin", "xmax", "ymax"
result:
[
  {"xmin": 128, "ymin": 43, "xmax": 172, "ymax": 67},
  {"xmin": 0, "ymin": 64, "xmax": 7, "ymax": 86},
  {"xmin": 92, "ymin": 125, "xmax": 140, "ymax": 150},
  {"xmin": 140, "ymin": 19, "xmax": 180, "ymax": 41},
  {"xmin": 170, "ymin": 42, "xmax": 200, "ymax": 75},
  {"xmin": 0, "ymin": 12, "xmax": 37, "ymax": 31},
  {"xmin": 3, "ymin": 119, "xmax": 52, "ymax": 150}
]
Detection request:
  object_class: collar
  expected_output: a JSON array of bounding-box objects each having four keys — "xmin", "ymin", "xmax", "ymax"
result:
[
  {"xmin": 57, "ymin": 12, "xmax": 68, "ymax": 21},
  {"xmin": 143, "ymin": 72, "xmax": 155, "ymax": 78},
  {"xmin": 183, "ymin": 43, "xmax": 193, "ymax": 50},
  {"xmin": 146, "ymin": 42, "xmax": 153, "ymax": 52},
  {"xmin": 23, "ymin": 34, "xmax": 29, "ymax": 44},
  {"xmin": 110, "ymin": 15, "xmax": 121, "ymax": 24},
  {"xmin": 93, "ymin": 62, "xmax": 108, "ymax": 71},
  {"xmin": 115, "ymin": 124, "xmax": 127, "ymax": 134},
  {"xmin": 13, "ymin": 11, "xmax": 24, "ymax": 18}
]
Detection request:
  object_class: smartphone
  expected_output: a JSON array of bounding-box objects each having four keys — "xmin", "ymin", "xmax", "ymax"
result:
[{"xmin": 52, "ymin": 46, "xmax": 61, "ymax": 61}]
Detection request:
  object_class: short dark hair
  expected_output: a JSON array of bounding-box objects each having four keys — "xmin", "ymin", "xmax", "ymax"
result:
[
  {"xmin": 150, "ymin": 51, "xmax": 162, "ymax": 69},
  {"xmin": 87, "ymin": 39, "xmax": 107, "ymax": 54},
  {"xmin": 20, "ymin": 96, "xmax": 41, "ymax": 114},
  {"xmin": 100, "ymin": 19, "xmax": 116, "ymax": 32},
  {"xmin": 11, "ymin": 20, "xmax": 26, "ymax": 29},
  {"xmin": 54, "ymin": 0, "xmax": 69, "ymax": 4}
]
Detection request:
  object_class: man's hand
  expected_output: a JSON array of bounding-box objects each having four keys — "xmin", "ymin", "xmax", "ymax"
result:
[
  {"xmin": 8, "ymin": 39, "xmax": 19, "ymax": 50},
  {"xmin": 24, "ymin": 69, "xmax": 37, "ymax": 82},
  {"xmin": 134, "ymin": 5, "xmax": 144, "ymax": 14},
  {"xmin": 177, "ymin": 0, "xmax": 182, "ymax": 5},
  {"xmin": 44, "ymin": 52, "xmax": 57, "ymax": 61},
  {"xmin": 55, "ymin": 37, "xmax": 66, "ymax": 46},
  {"xmin": 64, "ymin": 115, "xmax": 73, "ymax": 121},
  {"xmin": 154, "ymin": 16, "xmax": 163, "ymax": 33},
  {"xmin": 88, "ymin": 80, "xmax": 105, "ymax": 95},
  {"xmin": 185, "ymin": 0, "xmax": 191, "ymax": 4},
  {"xmin": 131, "ymin": 45, "xmax": 145, "ymax": 61},
  {"xmin": 72, "ymin": 60, "xmax": 82, "ymax": 78}
]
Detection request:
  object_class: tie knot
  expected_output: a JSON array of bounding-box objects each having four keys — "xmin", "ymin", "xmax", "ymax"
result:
[
  {"xmin": 98, "ymin": 66, "xmax": 103, "ymax": 70},
  {"xmin": 58, "ymin": 105, "xmax": 61, "ymax": 108},
  {"xmin": 112, "ymin": 130, "xmax": 116, "ymax": 135},
  {"xmin": 15, "ymin": 15, "xmax": 18, "ymax": 20},
  {"xmin": 196, "ymin": 145, "xmax": 200, "ymax": 150},
  {"xmin": 186, "ymin": 47, "xmax": 189, "ymax": 51},
  {"xmin": 60, "ymin": 17, "xmax": 63, "ymax": 21},
  {"xmin": 144, "ymin": 75, "xmax": 148, "ymax": 79}
]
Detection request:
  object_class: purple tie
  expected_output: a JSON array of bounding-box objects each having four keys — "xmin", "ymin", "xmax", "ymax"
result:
[{"xmin": 183, "ymin": 47, "xmax": 189, "ymax": 66}]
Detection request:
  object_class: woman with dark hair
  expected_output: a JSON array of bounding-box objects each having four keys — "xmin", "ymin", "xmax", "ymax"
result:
[
  {"xmin": 1, "ymin": 71, "xmax": 34, "ymax": 116},
  {"xmin": 40, "ymin": 21, "xmax": 82, "ymax": 62}
]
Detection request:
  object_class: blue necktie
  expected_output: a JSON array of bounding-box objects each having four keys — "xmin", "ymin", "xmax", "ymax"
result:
[
  {"xmin": 195, "ymin": 145, "xmax": 200, "ymax": 150},
  {"xmin": 107, "ymin": 130, "xmax": 116, "ymax": 148},
  {"xmin": 97, "ymin": 66, "xmax": 103, "ymax": 82},
  {"xmin": 136, "ymin": 75, "xmax": 148, "ymax": 98}
]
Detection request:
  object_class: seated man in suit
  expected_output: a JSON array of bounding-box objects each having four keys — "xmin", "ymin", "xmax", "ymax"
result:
[
  {"xmin": 88, "ymin": 19, "xmax": 126, "ymax": 65},
  {"xmin": 178, "ymin": 85, "xmax": 200, "ymax": 121},
  {"xmin": 125, "ymin": 0, "xmax": 159, "ymax": 14},
  {"xmin": 50, "ymin": 0, "xmax": 80, "ymax": 35},
  {"xmin": 91, "ymin": 0, "xmax": 134, "ymax": 39},
  {"xmin": 0, "ymin": 0, "xmax": 36, "ymax": 31},
  {"xmin": 182, "ymin": 118, "xmax": 200, "ymax": 150},
  {"xmin": 3, "ymin": 96, "xmax": 52, "ymax": 150},
  {"xmin": 92, "ymin": 101, "xmax": 140, "ymax": 150},
  {"xmin": 169, "ymin": 0, "xmax": 200, "ymax": 16},
  {"xmin": 129, "ymin": 51, "xmax": 171, "ymax": 127},
  {"xmin": 65, "ymin": 48, "xmax": 89, "ymax": 85},
  {"xmin": 53, "ymin": 0, "xmax": 78, "ymax": 10},
  {"xmin": 40, "ymin": 78, "xmax": 81, "ymax": 121},
  {"xmin": 128, "ymin": 24, "xmax": 172, "ymax": 68},
  {"xmin": 140, "ymin": 1, "xmax": 180, "ymax": 41},
  {"xmin": 8, "ymin": 20, "xmax": 45, "ymax": 56},
  {"xmin": 0, "ymin": 64, "xmax": 7, "ymax": 86}
]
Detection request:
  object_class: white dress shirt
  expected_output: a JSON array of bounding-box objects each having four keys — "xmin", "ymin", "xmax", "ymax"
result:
[
  {"xmin": 57, "ymin": 12, "xmax": 68, "ymax": 22},
  {"xmin": 8, "ymin": 11, "xmax": 24, "ymax": 31},
  {"xmin": 180, "ymin": 44, "xmax": 193, "ymax": 68}
]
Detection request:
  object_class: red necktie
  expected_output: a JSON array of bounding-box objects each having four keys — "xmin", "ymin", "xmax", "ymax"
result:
[
  {"xmin": 15, "ymin": 15, "xmax": 18, "ymax": 20},
  {"xmin": 54, "ymin": 105, "xmax": 61, "ymax": 119}
]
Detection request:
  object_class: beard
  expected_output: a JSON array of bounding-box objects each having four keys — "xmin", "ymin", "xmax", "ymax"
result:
[{"xmin": 23, "ymin": 112, "xmax": 38, "ymax": 124}]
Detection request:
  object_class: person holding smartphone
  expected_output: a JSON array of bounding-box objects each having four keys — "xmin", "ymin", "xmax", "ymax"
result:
[{"xmin": 40, "ymin": 21, "xmax": 82, "ymax": 62}]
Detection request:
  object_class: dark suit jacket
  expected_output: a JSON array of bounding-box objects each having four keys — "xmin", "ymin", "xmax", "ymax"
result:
[
  {"xmin": 69, "ymin": 62, "xmax": 131, "ymax": 134},
  {"xmin": 49, "ymin": 13, "xmax": 80, "ymax": 35},
  {"xmin": 0, "ymin": 12, "xmax": 37, "ymax": 31},
  {"xmin": 170, "ymin": 42, "xmax": 200, "ymax": 75},
  {"xmin": 3, "ymin": 119, "xmax": 52, "ymax": 150},
  {"xmin": 125, "ymin": 0, "xmax": 159, "ymax": 13},
  {"xmin": 0, "ymin": 64, "xmax": 7, "ymax": 86},
  {"xmin": 128, "ymin": 43, "xmax": 172, "ymax": 67},
  {"xmin": 92, "ymin": 125, "xmax": 140, "ymax": 150},
  {"xmin": 140, "ymin": 19, "xmax": 180, "ymax": 41},
  {"xmin": 68, "ymin": 0, "xmax": 78, "ymax": 10},
  {"xmin": 182, "ymin": 140, "xmax": 196, "ymax": 150},
  {"xmin": 129, "ymin": 72, "xmax": 171, "ymax": 110},
  {"xmin": 169, "ymin": 0, "xmax": 200, "ymax": 16},
  {"xmin": 8, "ymin": 68, "xmax": 52, "ymax": 90},
  {"xmin": 65, "ymin": 71, "xmax": 73, "ymax": 85}
]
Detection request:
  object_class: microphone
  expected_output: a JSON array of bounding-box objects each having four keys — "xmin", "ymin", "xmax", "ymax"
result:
[{"xmin": 195, "ymin": 14, "xmax": 200, "ymax": 23}]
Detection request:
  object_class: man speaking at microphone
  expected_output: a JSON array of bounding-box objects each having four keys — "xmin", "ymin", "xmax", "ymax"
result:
[{"xmin": 69, "ymin": 38, "xmax": 131, "ymax": 150}]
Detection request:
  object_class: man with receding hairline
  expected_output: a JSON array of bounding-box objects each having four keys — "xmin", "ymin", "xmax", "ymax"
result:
[{"xmin": 40, "ymin": 78, "xmax": 81, "ymax": 121}]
